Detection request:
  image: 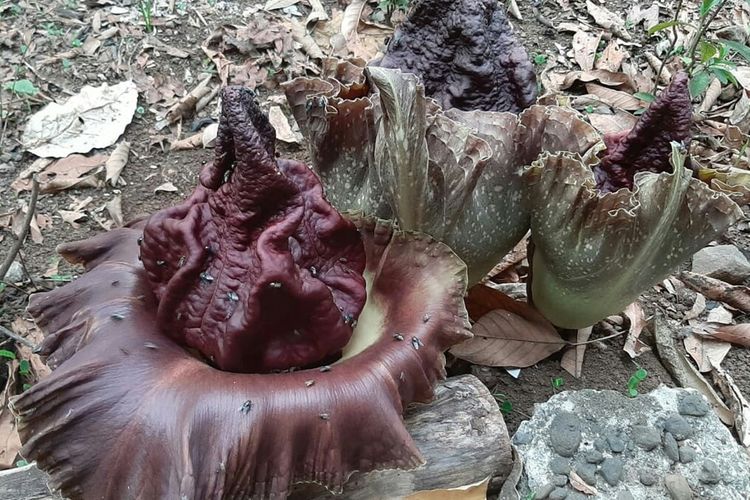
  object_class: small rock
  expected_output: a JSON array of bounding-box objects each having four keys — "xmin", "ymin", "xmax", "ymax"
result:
[
  {"xmin": 678, "ymin": 393, "xmax": 709, "ymax": 417},
  {"xmin": 632, "ymin": 425, "xmax": 661, "ymax": 450},
  {"xmin": 552, "ymin": 474, "xmax": 568, "ymax": 487},
  {"xmin": 607, "ymin": 433, "xmax": 626, "ymax": 453},
  {"xmin": 549, "ymin": 412, "xmax": 582, "ymax": 457},
  {"xmin": 534, "ymin": 483, "xmax": 555, "ymax": 499},
  {"xmin": 513, "ymin": 429, "xmax": 532, "ymax": 445},
  {"xmin": 599, "ymin": 457, "xmax": 624, "ymax": 486},
  {"xmin": 664, "ymin": 414, "xmax": 694, "ymax": 440},
  {"xmin": 692, "ymin": 245, "xmax": 750, "ymax": 284},
  {"xmin": 585, "ymin": 450, "xmax": 604, "ymax": 464},
  {"xmin": 679, "ymin": 444, "xmax": 696, "ymax": 464},
  {"xmin": 566, "ymin": 494, "xmax": 587, "ymax": 500},
  {"xmin": 640, "ymin": 470, "xmax": 658, "ymax": 486},
  {"xmin": 550, "ymin": 457, "xmax": 570, "ymax": 475},
  {"xmin": 699, "ymin": 459, "xmax": 721, "ymax": 484},
  {"xmin": 663, "ymin": 432, "xmax": 680, "ymax": 462},
  {"xmin": 617, "ymin": 491, "xmax": 635, "ymax": 500},
  {"xmin": 549, "ymin": 487, "xmax": 568, "ymax": 500},
  {"xmin": 593, "ymin": 437, "xmax": 607, "ymax": 451},
  {"xmin": 4, "ymin": 261, "xmax": 24, "ymax": 283},
  {"xmin": 575, "ymin": 463, "xmax": 597, "ymax": 486},
  {"xmin": 665, "ymin": 474, "xmax": 693, "ymax": 500}
]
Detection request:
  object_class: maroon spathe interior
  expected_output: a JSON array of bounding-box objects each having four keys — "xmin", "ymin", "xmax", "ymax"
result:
[
  {"xmin": 593, "ymin": 72, "xmax": 692, "ymax": 193},
  {"xmin": 138, "ymin": 87, "xmax": 367, "ymax": 373}
]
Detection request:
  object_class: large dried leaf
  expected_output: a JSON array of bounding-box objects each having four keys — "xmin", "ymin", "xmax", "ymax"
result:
[
  {"xmin": 623, "ymin": 302, "xmax": 650, "ymax": 358},
  {"xmin": 705, "ymin": 323, "xmax": 750, "ymax": 347},
  {"xmin": 713, "ymin": 365, "xmax": 750, "ymax": 446},
  {"xmin": 452, "ymin": 285, "xmax": 565, "ymax": 367},
  {"xmin": 22, "ymin": 81, "xmax": 138, "ymax": 158},
  {"xmin": 560, "ymin": 326, "xmax": 592, "ymax": 378},
  {"xmin": 572, "ymin": 31, "xmax": 601, "ymax": 71},
  {"xmin": 341, "ymin": 0, "xmax": 366, "ymax": 40},
  {"xmin": 586, "ymin": 0, "xmax": 631, "ymax": 40},
  {"xmin": 683, "ymin": 334, "xmax": 731, "ymax": 372},
  {"xmin": 13, "ymin": 154, "xmax": 107, "ymax": 193},
  {"xmin": 653, "ymin": 314, "xmax": 734, "ymax": 425},
  {"xmin": 585, "ymin": 83, "xmax": 641, "ymax": 110},
  {"xmin": 527, "ymin": 145, "xmax": 743, "ymax": 329},
  {"xmin": 105, "ymin": 142, "xmax": 130, "ymax": 186}
]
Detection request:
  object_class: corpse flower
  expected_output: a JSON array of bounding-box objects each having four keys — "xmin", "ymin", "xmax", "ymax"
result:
[
  {"xmin": 527, "ymin": 73, "xmax": 744, "ymax": 328},
  {"xmin": 372, "ymin": 0, "xmax": 538, "ymax": 113},
  {"xmin": 11, "ymin": 88, "xmax": 471, "ymax": 499},
  {"xmin": 284, "ymin": 63, "xmax": 600, "ymax": 284}
]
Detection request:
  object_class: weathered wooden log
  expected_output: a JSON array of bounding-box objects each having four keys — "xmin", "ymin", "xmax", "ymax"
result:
[{"xmin": 0, "ymin": 375, "xmax": 511, "ymax": 499}]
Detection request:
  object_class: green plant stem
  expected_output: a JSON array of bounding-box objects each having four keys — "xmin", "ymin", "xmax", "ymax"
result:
[
  {"xmin": 686, "ymin": 0, "xmax": 729, "ymax": 66},
  {"xmin": 651, "ymin": 0, "xmax": 684, "ymax": 95}
]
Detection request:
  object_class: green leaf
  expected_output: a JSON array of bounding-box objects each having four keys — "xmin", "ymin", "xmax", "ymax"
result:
[
  {"xmin": 500, "ymin": 400, "xmax": 513, "ymax": 414},
  {"xmin": 633, "ymin": 92, "xmax": 656, "ymax": 102},
  {"xmin": 0, "ymin": 349, "xmax": 16, "ymax": 360},
  {"xmin": 0, "ymin": 282, "xmax": 6, "ymax": 294},
  {"xmin": 700, "ymin": 0, "xmax": 721, "ymax": 17},
  {"xmin": 710, "ymin": 67, "xmax": 738, "ymax": 87},
  {"xmin": 18, "ymin": 359, "xmax": 30, "ymax": 376},
  {"xmin": 699, "ymin": 41, "xmax": 719, "ymax": 64},
  {"xmin": 15, "ymin": 460, "xmax": 28, "ymax": 468},
  {"xmin": 2, "ymin": 79, "xmax": 38, "ymax": 96},
  {"xmin": 647, "ymin": 20, "xmax": 680, "ymax": 36},
  {"xmin": 721, "ymin": 40, "xmax": 750, "ymax": 63},
  {"xmin": 689, "ymin": 70, "xmax": 712, "ymax": 97}
]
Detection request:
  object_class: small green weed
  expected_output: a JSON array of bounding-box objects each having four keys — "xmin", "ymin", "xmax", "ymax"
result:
[
  {"xmin": 532, "ymin": 53, "xmax": 548, "ymax": 66},
  {"xmin": 2, "ymin": 79, "xmax": 39, "ymax": 97},
  {"xmin": 138, "ymin": 0, "xmax": 155, "ymax": 33},
  {"xmin": 627, "ymin": 367, "xmax": 648, "ymax": 397}
]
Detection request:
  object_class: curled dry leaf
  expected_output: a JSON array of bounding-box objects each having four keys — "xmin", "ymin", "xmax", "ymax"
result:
[
  {"xmin": 154, "ymin": 181, "xmax": 178, "ymax": 193},
  {"xmin": 584, "ymin": 83, "xmax": 641, "ymax": 110},
  {"xmin": 704, "ymin": 323, "xmax": 750, "ymax": 348},
  {"xmin": 13, "ymin": 154, "xmax": 107, "ymax": 193},
  {"xmin": 105, "ymin": 142, "xmax": 130, "ymax": 187},
  {"xmin": 22, "ymin": 81, "xmax": 138, "ymax": 158},
  {"xmin": 679, "ymin": 271, "xmax": 750, "ymax": 313},
  {"xmin": 572, "ymin": 31, "xmax": 602, "ymax": 72},
  {"xmin": 166, "ymin": 76, "xmax": 212, "ymax": 124},
  {"xmin": 587, "ymin": 110, "xmax": 638, "ymax": 136},
  {"xmin": 561, "ymin": 69, "xmax": 635, "ymax": 91},
  {"xmin": 268, "ymin": 106, "xmax": 303, "ymax": 144},
  {"xmin": 684, "ymin": 293, "xmax": 706, "ymax": 320},
  {"xmin": 585, "ymin": 0, "xmax": 631, "ymax": 40},
  {"xmin": 105, "ymin": 195, "xmax": 123, "ymax": 227},
  {"xmin": 170, "ymin": 132, "xmax": 204, "ymax": 151},
  {"xmin": 0, "ymin": 359, "xmax": 21, "ymax": 469},
  {"xmin": 706, "ymin": 304, "xmax": 733, "ymax": 325},
  {"xmin": 569, "ymin": 470, "xmax": 598, "ymax": 495},
  {"xmin": 341, "ymin": 0, "xmax": 366, "ymax": 41},
  {"xmin": 623, "ymin": 302, "xmax": 650, "ymax": 358},
  {"xmin": 712, "ymin": 365, "xmax": 750, "ymax": 446},
  {"xmin": 202, "ymin": 123, "xmax": 219, "ymax": 148},
  {"xmin": 451, "ymin": 285, "xmax": 565, "ymax": 368},
  {"xmin": 653, "ymin": 314, "xmax": 734, "ymax": 425},
  {"xmin": 595, "ymin": 39, "xmax": 627, "ymax": 72},
  {"xmin": 683, "ymin": 333, "xmax": 731, "ymax": 372}
]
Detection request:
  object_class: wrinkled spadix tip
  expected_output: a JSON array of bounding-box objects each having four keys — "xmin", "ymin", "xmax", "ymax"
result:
[{"xmin": 593, "ymin": 71, "xmax": 693, "ymax": 193}]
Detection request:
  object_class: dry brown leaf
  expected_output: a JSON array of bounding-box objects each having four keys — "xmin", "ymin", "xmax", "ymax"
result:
[
  {"xmin": 154, "ymin": 182, "xmax": 178, "ymax": 193},
  {"xmin": 707, "ymin": 305, "xmax": 733, "ymax": 325},
  {"xmin": 452, "ymin": 285, "xmax": 565, "ymax": 367},
  {"xmin": 268, "ymin": 106, "xmax": 303, "ymax": 144},
  {"xmin": 202, "ymin": 123, "xmax": 219, "ymax": 148},
  {"xmin": 106, "ymin": 195, "xmax": 124, "ymax": 227},
  {"xmin": 170, "ymin": 132, "xmax": 204, "ymax": 151},
  {"xmin": 105, "ymin": 141, "xmax": 130, "ymax": 187},
  {"xmin": 587, "ymin": 110, "xmax": 638, "ymax": 136},
  {"xmin": 585, "ymin": 83, "xmax": 641, "ymax": 110},
  {"xmin": 486, "ymin": 235, "xmax": 528, "ymax": 281},
  {"xmin": 306, "ymin": 0, "xmax": 329, "ymax": 24},
  {"xmin": 288, "ymin": 19, "xmax": 325, "ymax": 59},
  {"xmin": 685, "ymin": 293, "xmax": 706, "ymax": 320},
  {"xmin": 684, "ymin": 333, "xmax": 731, "ymax": 372},
  {"xmin": 561, "ymin": 326, "xmax": 592, "ymax": 378},
  {"xmin": 704, "ymin": 324, "xmax": 750, "ymax": 347},
  {"xmin": 698, "ymin": 78, "xmax": 722, "ymax": 115},
  {"xmin": 12, "ymin": 154, "xmax": 106, "ymax": 193},
  {"xmin": 569, "ymin": 470, "xmax": 598, "ymax": 495},
  {"xmin": 59, "ymin": 209, "xmax": 87, "ymax": 229},
  {"xmin": 405, "ymin": 477, "xmax": 489, "ymax": 499},
  {"xmin": 562, "ymin": 69, "xmax": 634, "ymax": 91},
  {"xmin": 572, "ymin": 31, "xmax": 601, "ymax": 72},
  {"xmin": 654, "ymin": 314, "xmax": 734, "ymax": 424},
  {"xmin": 341, "ymin": 0, "xmax": 367, "ymax": 41},
  {"xmin": 586, "ymin": 0, "xmax": 631, "ymax": 40},
  {"xmin": 0, "ymin": 359, "xmax": 21, "ymax": 470},
  {"xmin": 713, "ymin": 365, "xmax": 750, "ymax": 446},
  {"xmin": 679, "ymin": 271, "xmax": 750, "ymax": 313},
  {"xmin": 11, "ymin": 317, "xmax": 50, "ymax": 379},
  {"xmin": 166, "ymin": 76, "xmax": 212, "ymax": 124},
  {"xmin": 263, "ymin": 0, "xmax": 299, "ymax": 10},
  {"xmin": 623, "ymin": 302, "xmax": 650, "ymax": 358}
]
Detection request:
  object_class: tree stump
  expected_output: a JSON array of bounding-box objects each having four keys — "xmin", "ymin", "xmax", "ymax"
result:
[{"xmin": 0, "ymin": 375, "xmax": 511, "ymax": 499}]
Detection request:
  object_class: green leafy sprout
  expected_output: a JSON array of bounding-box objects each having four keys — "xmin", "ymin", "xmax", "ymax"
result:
[
  {"xmin": 138, "ymin": 0, "xmax": 155, "ymax": 33},
  {"xmin": 2, "ymin": 79, "xmax": 39, "ymax": 97},
  {"xmin": 532, "ymin": 53, "xmax": 548, "ymax": 66}
]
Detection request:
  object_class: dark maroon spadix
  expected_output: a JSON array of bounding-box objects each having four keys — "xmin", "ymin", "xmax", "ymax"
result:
[{"xmin": 139, "ymin": 87, "xmax": 367, "ymax": 373}]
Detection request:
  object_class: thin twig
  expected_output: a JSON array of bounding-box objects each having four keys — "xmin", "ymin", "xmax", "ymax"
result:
[
  {"xmin": 568, "ymin": 329, "xmax": 625, "ymax": 346},
  {"xmin": 0, "ymin": 324, "xmax": 37, "ymax": 349},
  {"xmin": 0, "ymin": 179, "xmax": 39, "ymax": 282},
  {"xmin": 686, "ymin": 0, "xmax": 729, "ymax": 65},
  {"xmin": 651, "ymin": 0, "xmax": 684, "ymax": 95}
]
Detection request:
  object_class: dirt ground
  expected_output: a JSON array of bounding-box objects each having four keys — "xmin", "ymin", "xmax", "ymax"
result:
[{"xmin": 1, "ymin": 0, "xmax": 749, "ymax": 473}]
